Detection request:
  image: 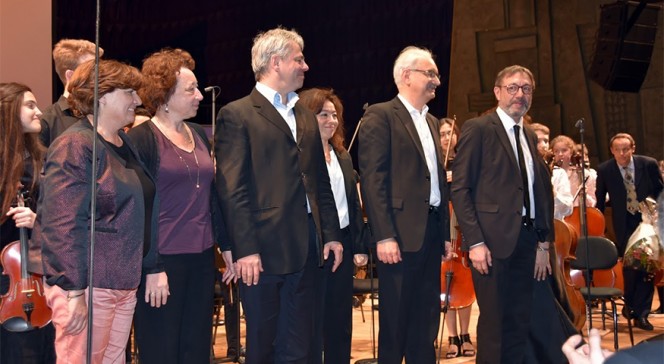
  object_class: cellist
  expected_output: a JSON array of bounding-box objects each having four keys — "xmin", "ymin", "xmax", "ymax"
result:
[
  {"xmin": 0, "ymin": 82, "xmax": 55, "ymax": 363},
  {"xmin": 439, "ymin": 118, "xmax": 476, "ymax": 359}
]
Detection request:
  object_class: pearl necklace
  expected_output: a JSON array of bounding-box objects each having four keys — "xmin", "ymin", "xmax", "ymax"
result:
[{"xmin": 154, "ymin": 119, "xmax": 200, "ymax": 188}]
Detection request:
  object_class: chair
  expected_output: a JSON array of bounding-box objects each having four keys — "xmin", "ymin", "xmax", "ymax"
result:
[
  {"xmin": 570, "ymin": 236, "xmax": 634, "ymax": 350},
  {"xmin": 352, "ymin": 253, "xmax": 379, "ymax": 364}
]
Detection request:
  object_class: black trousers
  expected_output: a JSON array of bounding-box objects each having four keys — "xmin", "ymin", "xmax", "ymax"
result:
[
  {"xmin": 309, "ymin": 226, "xmax": 354, "ymax": 364},
  {"xmin": 376, "ymin": 211, "xmax": 443, "ymax": 364},
  {"xmin": 134, "ymin": 247, "xmax": 216, "ymax": 364},
  {"xmin": 241, "ymin": 216, "xmax": 319, "ymax": 364},
  {"xmin": 472, "ymin": 225, "xmax": 538, "ymax": 364}
]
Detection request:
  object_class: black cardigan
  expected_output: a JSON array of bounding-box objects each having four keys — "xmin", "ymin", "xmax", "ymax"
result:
[{"xmin": 128, "ymin": 121, "xmax": 230, "ymax": 251}]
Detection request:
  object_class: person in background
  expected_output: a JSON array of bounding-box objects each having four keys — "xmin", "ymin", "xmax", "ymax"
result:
[
  {"xmin": 562, "ymin": 327, "xmax": 663, "ymax": 364},
  {"xmin": 595, "ymin": 133, "xmax": 663, "ymax": 331},
  {"xmin": 0, "ymin": 82, "xmax": 55, "ymax": 363},
  {"xmin": 31, "ymin": 59, "xmax": 159, "ymax": 363},
  {"xmin": 128, "ymin": 48, "xmax": 232, "ymax": 364},
  {"xmin": 551, "ymin": 135, "xmax": 596, "ymax": 208},
  {"xmin": 439, "ymin": 117, "xmax": 475, "ymax": 359},
  {"xmin": 215, "ymin": 27, "xmax": 343, "ymax": 363},
  {"xmin": 298, "ymin": 87, "xmax": 368, "ymax": 364},
  {"xmin": 40, "ymin": 39, "xmax": 102, "ymax": 147},
  {"xmin": 529, "ymin": 123, "xmax": 573, "ymax": 220},
  {"xmin": 358, "ymin": 46, "xmax": 451, "ymax": 364}
]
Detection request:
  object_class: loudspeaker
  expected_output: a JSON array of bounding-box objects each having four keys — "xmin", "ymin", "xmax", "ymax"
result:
[{"xmin": 588, "ymin": 1, "xmax": 660, "ymax": 93}]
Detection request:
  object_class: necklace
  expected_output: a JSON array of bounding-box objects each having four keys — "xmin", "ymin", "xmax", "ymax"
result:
[{"xmin": 153, "ymin": 119, "xmax": 200, "ymax": 188}]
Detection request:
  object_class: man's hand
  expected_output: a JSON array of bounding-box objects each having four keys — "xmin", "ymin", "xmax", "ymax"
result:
[
  {"xmin": 469, "ymin": 244, "xmax": 492, "ymax": 274},
  {"xmin": 562, "ymin": 328, "xmax": 614, "ymax": 364},
  {"xmin": 324, "ymin": 241, "xmax": 343, "ymax": 272},
  {"xmin": 236, "ymin": 253, "xmax": 263, "ymax": 286},
  {"xmin": 145, "ymin": 272, "xmax": 170, "ymax": 308},
  {"xmin": 376, "ymin": 239, "xmax": 402, "ymax": 264},
  {"xmin": 534, "ymin": 242, "xmax": 552, "ymax": 281},
  {"xmin": 441, "ymin": 241, "xmax": 454, "ymax": 262}
]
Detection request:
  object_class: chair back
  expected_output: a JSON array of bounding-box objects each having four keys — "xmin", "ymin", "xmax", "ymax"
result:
[{"xmin": 570, "ymin": 236, "xmax": 618, "ymax": 271}]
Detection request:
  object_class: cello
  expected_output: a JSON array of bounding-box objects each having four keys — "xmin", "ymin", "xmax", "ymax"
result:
[
  {"xmin": 0, "ymin": 191, "xmax": 51, "ymax": 331},
  {"xmin": 552, "ymin": 219, "xmax": 586, "ymax": 331},
  {"xmin": 440, "ymin": 115, "xmax": 475, "ymax": 311}
]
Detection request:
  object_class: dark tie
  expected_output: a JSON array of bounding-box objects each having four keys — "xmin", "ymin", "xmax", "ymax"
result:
[{"xmin": 513, "ymin": 125, "xmax": 531, "ymax": 218}]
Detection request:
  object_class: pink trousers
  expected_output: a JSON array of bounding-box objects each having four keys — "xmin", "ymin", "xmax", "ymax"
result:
[{"xmin": 45, "ymin": 284, "xmax": 137, "ymax": 364}]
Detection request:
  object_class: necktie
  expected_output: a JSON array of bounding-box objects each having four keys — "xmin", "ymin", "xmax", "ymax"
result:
[
  {"xmin": 513, "ymin": 125, "xmax": 531, "ymax": 219},
  {"xmin": 623, "ymin": 167, "xmax": 639, "ymax": 215}
]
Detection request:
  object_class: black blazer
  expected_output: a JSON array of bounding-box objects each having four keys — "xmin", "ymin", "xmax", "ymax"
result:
[
  {"xmin": 595, "ymin": 154, "xmax": 663, "ymax": 250},
  {"xmin": 451, "ymin": 111, "xmax": 554, "ymax": 258},
  {"xmin": 215, "ymin": 88, "xmax": 342, "ymax": 275},
  {"xmin": 358, "ymin": 97, "xmax": 450, "ymax": 252},
  {"xmin": 334, "ymin": 148, "xmax": 366, "ymax": 254}
]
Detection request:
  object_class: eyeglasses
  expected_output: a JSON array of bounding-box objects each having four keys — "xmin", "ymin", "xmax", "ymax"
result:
[
  {"xmin": 409, "ymin": 69, "xmax": 440, "ymax": 79},
  {"xmin": 499, "ymin": 84, "xmax": 533, "ymax": 95}
]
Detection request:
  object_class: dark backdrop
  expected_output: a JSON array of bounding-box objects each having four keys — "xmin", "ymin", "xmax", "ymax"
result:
[{"xmin": 53, "ymin": 0, "xmax": 453, "ymax": 160}]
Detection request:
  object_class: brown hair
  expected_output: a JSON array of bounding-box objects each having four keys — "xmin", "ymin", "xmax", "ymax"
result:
[
  {"xmin": 139, "ymin": 48, "xmax": 196, "ymax": 114},
  {"xmin": 494, "ymin": 65, "xmax": 536, "ymax": 89},
  {"xmin": 52, "ymin": 39, "xmax": 103, "ymax": 85},
  {"xmin": 0, "ymin": 83, "xmax": 45, "ymax": 223},
  {"xmin": 67, "ymin": 59, "xmax": 143, "ymax": 117},
  {"xmin": 609, "ymin": 132, "xmax": 635, "ymax": 149},
  {"xmin": 529, "ymin": 122, "xmax": 550, "ymax": 135},
  {"xmin": 298, "ymin": 88, "xmax": 346, "ymax": 153}
]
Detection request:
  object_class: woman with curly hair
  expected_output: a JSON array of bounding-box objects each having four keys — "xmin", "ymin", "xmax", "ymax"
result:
[
  {"xmin": 31, "ymin": 59, "xmax": 160, "ymax": 363},
  {"xmin": 129, "ymin": 48, "xmax": 232, "ymax": 363}
]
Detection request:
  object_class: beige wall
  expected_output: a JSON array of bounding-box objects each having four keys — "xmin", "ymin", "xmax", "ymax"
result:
[{"xmin": 0, "ymin": 0, "xmax": 52, "ymax": 106}]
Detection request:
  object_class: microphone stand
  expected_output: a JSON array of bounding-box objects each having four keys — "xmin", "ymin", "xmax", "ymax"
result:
[
  {"xmin": 437, "ymin": 271, "xmax": 453, "ymax": 363},
  {"xmin": 347, "ymin": 103, "xmax": 368, "ymax": 153},
  {"xmin": 205, "ymin": 86, "xmax": 220, "ymax": 159},
  {"xmin": 86, "ymin": 2, "xmax": 102, "ymax": 363},
  {"xmin": 575, "ymin": 118, "xmax": 593, "ymax": 333}
]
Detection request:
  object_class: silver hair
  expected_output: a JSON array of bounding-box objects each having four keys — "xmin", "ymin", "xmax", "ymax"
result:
[
  {"xmin": 392, "ymin": 46, "xmax": 435, "ymax": 86},
  {"xmin": 251, "ymin": 27, "xmax": 304, "ymax": 81}
]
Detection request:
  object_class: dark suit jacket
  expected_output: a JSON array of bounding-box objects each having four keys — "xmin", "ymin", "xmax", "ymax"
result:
[
  {"xmin": 595, "ymin": 154, "xmax": 663, "ymax": 251},
  {"xmin": 334, "ymin": 148, "xmax": 366, "ymax": 254},
  {"xmin": 215, "ymin": 88, "xmax": 342, "ymax": 275},
  {"xmin": 451, "ymin": 111, "xmax": 554, "ymax": 259},
  {"xmin": 358, "ymin": 97, "xmax": 450, "ymax": 252},
  {"xmin": 39, "ymin": 95, "xmax": 80, "ymax": 148}
]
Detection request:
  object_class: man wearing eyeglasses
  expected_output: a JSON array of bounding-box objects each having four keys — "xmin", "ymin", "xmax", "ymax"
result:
[
  {"xmin": 359, "ymin": 46, "xmax": 452, "ymax": 364},
  {"xmin": 451, "ymin": 65, "xmax": 555, "ymax": 363}
]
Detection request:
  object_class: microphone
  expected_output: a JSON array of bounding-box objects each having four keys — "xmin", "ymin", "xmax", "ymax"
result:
[
  {"xmin": 574, "ymin": 118, "xmax": 585, "ymax": 128},
  {"xmin": 348, "ymin": 102, "xmax": 369, "ymax": 153},
  {"xmin": 204, "ymin": 86, "xmax": 217, "ymax": 93}
]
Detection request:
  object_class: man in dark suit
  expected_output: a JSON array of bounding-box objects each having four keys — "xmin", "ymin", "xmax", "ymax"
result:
[
  {"xmin": 214, "ymin": 27, "xmax": 343, "ymax": 364},
  {"xmin": 451, "ymin": 65, "xmax": 555, "ymax": 364},
  {"xmin": 595, "ymin": 133, "xmax": 664, "ymax": 330},
  {"xmin": 40, "ymin": 39, "xmax": 100, "ymax": 147},
  {"xmin": 358, "ymin": 46, "xmax": 451, "ymax": 364}
]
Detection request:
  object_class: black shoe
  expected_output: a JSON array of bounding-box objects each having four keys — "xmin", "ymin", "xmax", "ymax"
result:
[
  {"xmin": 622, "ymin": 306, "xmax": 637, "ymax": 320},
  {"xmin": 634, "ymin": 317, "xmax": 654, "ymax": 331}
]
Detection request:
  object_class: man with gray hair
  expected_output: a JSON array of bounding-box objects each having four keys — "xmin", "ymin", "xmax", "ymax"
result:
[
  {"xmin": 359, "ymin": 46, "xmax": 451, "ymax": 363},
  {"xmin": 40, "ymin": 38, "xmax": 102, "ymax": 147},
  {"xmin": 215, "ymin": 27, "xmax": 343, "ymax": 363},
  {"xmin": 452, "ymin": 65, "xmax": 555, "ymax": 363}
]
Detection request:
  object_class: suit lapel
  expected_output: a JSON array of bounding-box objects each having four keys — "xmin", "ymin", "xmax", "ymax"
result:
[
  {"xmin": 294, "ymin": 104, "xmax": 306, "ymax": 146},
  {"xmin": 393, "ymin": 98, "xmax": 427, "ymax": 164},
  {"xmin": 250, "ymin": 88, "xmax": 296, "ymax": 143},
  {"xmin": 336, "ymin": 149, "xmax": 355, "ymax": 204}
]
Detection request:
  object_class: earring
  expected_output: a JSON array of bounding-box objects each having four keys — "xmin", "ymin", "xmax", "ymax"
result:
[{"xmin": 164, "ymin": 104, "xmax": 169, "ymax": 113}]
